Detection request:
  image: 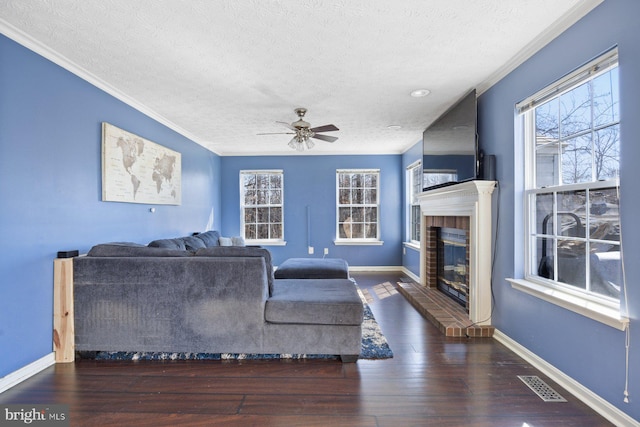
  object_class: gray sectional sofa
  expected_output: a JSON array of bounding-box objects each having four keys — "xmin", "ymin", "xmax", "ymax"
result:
[{"xmin": 73, "ymin": 231, "xmax": 364, "ymax": 362}]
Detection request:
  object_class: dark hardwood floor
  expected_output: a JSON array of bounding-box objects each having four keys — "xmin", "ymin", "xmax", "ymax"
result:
[{"xmin": 1, "ymin": 272, "xmax": 613, "ymax": 426}]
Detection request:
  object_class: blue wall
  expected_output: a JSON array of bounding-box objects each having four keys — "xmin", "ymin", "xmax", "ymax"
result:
[
  {"xmin": 220, "ymin": 155, "xmax": 402, "ymax": 266},
  {"xmin": 0, "ymin": 35, "xmax": 221, "ymax": 377},
  {"xmin": 478, "ymin": 0, "xmax": 639, "ymax": 420}
]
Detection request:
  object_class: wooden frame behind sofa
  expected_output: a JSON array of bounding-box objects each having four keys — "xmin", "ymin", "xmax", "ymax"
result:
[{"xmin": 53, "ymin": 257, "xmax": 75, "ymax": 363}]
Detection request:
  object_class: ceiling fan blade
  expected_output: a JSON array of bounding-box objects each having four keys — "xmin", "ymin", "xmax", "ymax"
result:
[
  {"xmin": 310, "ymin": 124, "xmax": 339, "ymax": 133},
  {"xmin": 312, "ymin": 134, "xmax": 338, "ymax": 143},
  {"xmin": 257, "ymin": 132, "xmax": 295, "ymax": 135},
  {"xmin": 276, "ymin": 121, "xmax": 297, "ymax": 131}
]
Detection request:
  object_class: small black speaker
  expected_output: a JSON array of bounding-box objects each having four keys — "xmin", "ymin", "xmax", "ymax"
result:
[
  {"xmin": 482, "ymin": 154, "xmax": 496, "ymax": 181},
  {"xmin": 57, "ymin": 250, "xmax": 79, "ymax": 258}
]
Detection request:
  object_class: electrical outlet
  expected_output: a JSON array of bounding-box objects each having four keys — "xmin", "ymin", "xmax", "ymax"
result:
[
  {"xmin": 324, "ymin": 248, "xmax": 329, "ymax": 255},
  {"xmin": 308, "ymin": 246, "xmax": 314, "ymax": 255}
]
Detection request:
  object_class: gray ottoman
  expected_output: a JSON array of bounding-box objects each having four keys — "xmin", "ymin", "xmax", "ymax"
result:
[
  {"xmin": 266, "ymin": 279, "xmax": 363, "ymax": 325},
  {"xmin": 275, "ymin": 257, "xmax": 349, "ymax": 279}
]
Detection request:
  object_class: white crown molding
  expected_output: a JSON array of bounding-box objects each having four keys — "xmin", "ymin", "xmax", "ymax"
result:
[
  {"xmin": 218, "ymin": 148, "xmax": 408, "ymax": 157},
  {"xmin": 0, "ymin": 18, "xmax": 217, "ymax": 155},
  {"xmin": 477, "ymin": 0, "xmax": 604, "ymax": 95}
]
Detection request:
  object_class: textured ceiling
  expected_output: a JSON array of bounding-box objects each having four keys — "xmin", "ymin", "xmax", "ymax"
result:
[{"xmin": 0, "ymin": 0, "xmax": 599, "ymax": 156}]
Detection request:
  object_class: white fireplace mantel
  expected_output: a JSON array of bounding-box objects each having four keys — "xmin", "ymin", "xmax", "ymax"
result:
[{"xmin": 417, "ymin": 180, "xmax": 497, "ymax": 325}]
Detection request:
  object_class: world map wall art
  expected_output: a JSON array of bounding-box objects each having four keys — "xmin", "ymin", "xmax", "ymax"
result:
[{"xmin": 102, "ymin": 122, "xmax": 182, "ymax": 205}]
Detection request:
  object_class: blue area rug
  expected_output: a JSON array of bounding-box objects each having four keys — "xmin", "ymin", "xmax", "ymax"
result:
[{"xmin": 84, "ymin": 300, "xmax": 393, "ymax": 361}]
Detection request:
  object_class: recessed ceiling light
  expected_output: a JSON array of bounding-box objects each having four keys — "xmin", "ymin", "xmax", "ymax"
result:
[
  {"xmin": 410, "ymin": 89, "xmax": 431, "ymax": 98},
  {"xmin": 387, "ymin": 125, "xmax": 402, "ymax": 130}
]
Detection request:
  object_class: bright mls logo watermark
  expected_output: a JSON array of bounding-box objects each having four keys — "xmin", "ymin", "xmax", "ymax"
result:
[{"xmin": 1, "ymin": 405, "xmax": 69, "ymax": 426}]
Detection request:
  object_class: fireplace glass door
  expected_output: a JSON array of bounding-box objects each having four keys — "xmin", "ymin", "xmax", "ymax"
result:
[{"xmin": 438, "ymin": 227, "xmax": 469, "ymax": 309}]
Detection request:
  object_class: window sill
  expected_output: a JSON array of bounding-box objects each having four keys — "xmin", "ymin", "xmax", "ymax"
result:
[
  {"xmin": 507, "ymin": 278, "xmax": 628, "ymax": 331},
  {"xmin": 245, "ymin": 240, "xmax": 287, "ymax": 246},
  {"xmin": 334, "ymin": 239, "xmax": 384, "ymax": 246},
  {"xmin": 403, "ymin": 241, "xmax": 420, "ymax": 251}
]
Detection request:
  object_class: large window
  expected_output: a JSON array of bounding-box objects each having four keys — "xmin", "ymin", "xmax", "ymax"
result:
[
  {"xmin": 336, "ymin": 169, "xmax": 381, "ymax": 243},
  {"xmin": 518, "ymin": 49, "xmax": 621, "ymax": 308},
  {"xmin": 240, "ymin": 170, "xmax": 284, "ymax": 244},
  {"xmin": 407, "ymin": 161, "xmax": 422, "ymax": 243}
]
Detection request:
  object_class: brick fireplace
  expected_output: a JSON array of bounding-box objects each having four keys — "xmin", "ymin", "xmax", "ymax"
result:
[{"xmin": 401, "ymin": 181, "xmax": 496, "ymax": 335}]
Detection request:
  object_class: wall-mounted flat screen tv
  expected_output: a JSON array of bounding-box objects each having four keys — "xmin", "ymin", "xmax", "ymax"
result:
[{"xmin": 422, "ymin": 89, "xmax": 478, "ymax": 190}]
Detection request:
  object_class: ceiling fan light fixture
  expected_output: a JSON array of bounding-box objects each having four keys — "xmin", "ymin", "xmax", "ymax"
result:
[
  {"xmin": 288, "ymin": 134, "xmax": 306, "ymax": 151},
  {"xmin": 263, "ymin": 108, "xmax": 339, "ymax": 151}
]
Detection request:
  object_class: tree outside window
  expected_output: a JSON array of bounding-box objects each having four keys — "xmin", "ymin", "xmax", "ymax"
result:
[
  {"xmin": 241, "ymin": 170, "xmax": 283, "ymax": 242},
  {"xmin": 337, "ymin": 170, "xmax": 380, "ymax": 241}
]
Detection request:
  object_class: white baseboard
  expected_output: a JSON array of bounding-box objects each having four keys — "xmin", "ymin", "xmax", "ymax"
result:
[
  {"xmin": 493, "ymin": 330, "xmax": 639, "ymax": 427},
  {"xmin": 0, "ymin": 352, "xmax": 56, "ymax": 394},
  {"xmin": 347, "ymin": 266, "xmax": 420, "ymax": 283},
  {"xmin": 400, "ymin": 267, "xmax": 420, "ymax": 283},
  {"xmin": 348, "ymin": 265, "xmax": 403, "ymax": 272}
]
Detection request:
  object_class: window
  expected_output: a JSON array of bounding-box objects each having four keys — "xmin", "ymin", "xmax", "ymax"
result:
[
  {"xmin": 336, "ymin": 169, "xmax": 381, "ymax": 244},
  {"xmin": 407, "ymin": 161, "xmax": 422, "ymax": 243},
  {"xmin": 240, "ymin": 170, "xmax": 284, "ymax": 244},
  {"xmin": 517, "ymin": 49, "xmax": 622, "ymax": 310},
  {"xmin": 423, "ymin": 169, "xmax": 457, "ymax": 188}
]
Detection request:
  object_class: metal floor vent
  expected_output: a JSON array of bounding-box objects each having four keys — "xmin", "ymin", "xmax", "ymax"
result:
[{"xmin": 518, "ymin": 375, "xmax": 567, "ymax": 402}]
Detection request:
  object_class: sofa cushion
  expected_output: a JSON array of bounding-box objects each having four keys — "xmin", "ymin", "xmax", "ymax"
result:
[
  {"xmin": 180, "ymin": 235, "xmax": 207, "ymax": 251},
  {"xmin": 87, "ymin": 243, "xmax": 192, "ymax": 257},
  {"xmin": 266, "ymin": 279, "xmax": 363, "ymax": 326},
  {"xmin": 274, "ymin": 258, "xmax": 349, "ymax": 279},
  {"xmin": 194, "ymin": 230, "xmax": 221, "ymax": 247},
  {"xmin": 195, "ymin": 246, "xmax": 275, "ymax": 293},
  {"xmin": 148, "ymin": 238, "xmax": 187, "ymax": 251}
]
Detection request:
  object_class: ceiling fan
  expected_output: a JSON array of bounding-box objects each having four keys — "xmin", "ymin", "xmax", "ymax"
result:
[{"xmin": 257, "ymin": 108, "xmax": 339, "ymax": 151}]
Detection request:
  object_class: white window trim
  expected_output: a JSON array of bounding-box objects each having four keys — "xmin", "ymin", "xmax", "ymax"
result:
[
  {"xmin": 508, "ymin": 278, "xmax": 628, "ymax": 331},
  {"xmin": 240, "ymin": 169, "xmax": 286, "ymax": 245},
  {"xmin": 335, "ymin": 169, "xmax": 382, "ymax": 244},
  {"xmin": 245, "ymin": 239, "xmax": 287, "ymax": 246},
  {"xmin": 334, "ymin": 239, "xmax": 384, "ymax": 246},
  {"xmin": 406, "ymin": 160, "xmax": 422, "ymax": 246},
  {"xmin": 403, "ymin": 241, "xmax": 420, "ymax": 251},
  {"xmin": 512, "ymin": 48, "xmax": 628, "ymax": 330}
]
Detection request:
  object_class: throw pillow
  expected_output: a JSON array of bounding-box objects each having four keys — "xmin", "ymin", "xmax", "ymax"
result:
[
  {"xmin": 194, "ymin": 230, "xmax": 221, "ymax": 247},
  {"xmin": 232, "ymin": 236, "xmax": 246, "ymax": 246},
  {"xmin": 219, "ymin": 236, "xmax": 233, "ymax": 246}
]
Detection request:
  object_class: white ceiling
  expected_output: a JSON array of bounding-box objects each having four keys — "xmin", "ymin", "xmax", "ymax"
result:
[{"xmin": 0, "ymin": 0, "xmax": 600, "ymax": 156}]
